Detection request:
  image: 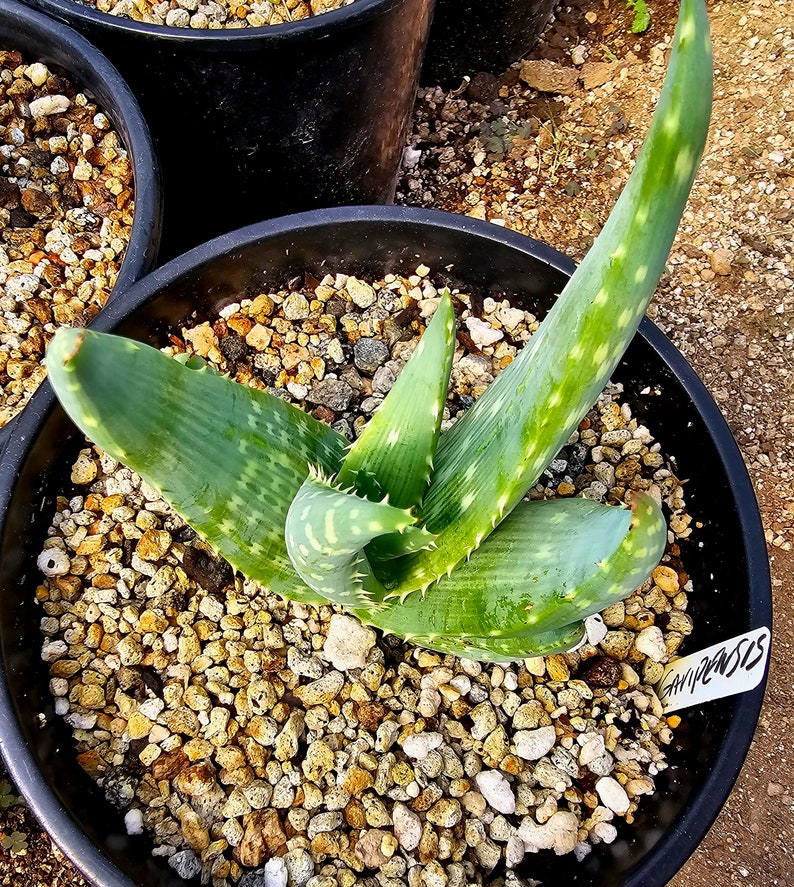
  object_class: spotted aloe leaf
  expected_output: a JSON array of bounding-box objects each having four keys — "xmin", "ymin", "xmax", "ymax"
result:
[
  {"xmin": 284, "ymin": 468, "xmax": 422, "ymax": 607},
  {"xmin": 383, "ymin": 0, "xmax": 712, "ymax": 595},
  {"xmin": 336, "ymin": 289, "xmax": 454, "ymax": 564},
  {"xmin": 336, "ymin": 289, "xmax": 455, "ymax": 511},
  {"xmin": 354, "ymin": 492, "xmax": 665, "ymax": 661},
  {"xmin": 46, "ymin": 329, "xmax": 346, "ymax": 604},
  {"xmin": 376, "ymin": 620, "xmax": 587, "ymax": 664}
]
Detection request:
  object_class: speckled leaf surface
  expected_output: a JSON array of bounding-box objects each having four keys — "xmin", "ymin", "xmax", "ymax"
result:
[
  {"xmin": 336, "ymin": 289, "xmax": 453, "ymax": 565},
  {"xmin": 361, "ymin": 613, "xmax": 586, "ymax": 663},
  {"xmin": 285, "ymin": 469, "xmax": 422, "ymax": 607},
  {"xmin": 336, "ymin": 289, "xmax": 455, "ymax": 511},
  {"xmin": 47, "ymin": 329, "xmax": 347, "ymax": 603},
  {"xmin": 385, "ymin": 0, "xmax": 712, "ymax": 595},
  {"xmin": 358, "ymin": 492, "xmax": 665, "ymax": 659}
]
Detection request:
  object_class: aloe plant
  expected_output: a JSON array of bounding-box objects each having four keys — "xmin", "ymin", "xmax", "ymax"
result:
[{"xmin": 46, "ymin": 0, "xmax": 711, "ymax": 663}]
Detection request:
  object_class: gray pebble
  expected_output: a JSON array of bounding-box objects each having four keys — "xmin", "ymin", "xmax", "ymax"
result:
[
  {"xmin": 307, "ymin": 811, "xmax": 344, "ymax": 840},
  {"xmin": 468, "ymin": 683, "xmax": 488, "ymax": 704},
  {"xmin": 354, "ymin": 337, "xmax": 390, "ymax": 374},
  {"xmin": 168, "ymin": 849, "xmax": 201, "ymax": 880},
  {"xmin": 284, "ymin": 849, "xmax": 315, "ymax": 887},
  {"xmin": 306, "ymin": 378, "xmax": 354, "ymax": 412},
  {"xmin": 372, "ymin": 365, "xmax": 396, "ymax": 394},
  {"xmin": 287, "ymin": 647, "xmax": 324, "ymax": 679},
  {"xmin": 239, "ymin": 869, "xmax": 267, "ymax": 887}
]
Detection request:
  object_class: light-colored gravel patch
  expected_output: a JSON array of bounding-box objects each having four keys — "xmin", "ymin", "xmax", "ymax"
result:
[
  {"xmin": 81, "ymin": 0, "xmax": 355, "ymax": 29},
  {"xmin": 0, "ymin": 49, "xmax": 134, "ymax": 429}
]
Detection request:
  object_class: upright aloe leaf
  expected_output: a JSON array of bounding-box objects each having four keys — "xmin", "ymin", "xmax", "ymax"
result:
[
  {"xmin": 47, "ymin": 329, "xmax": 347, "ymax": 603},
  {"xmin": 383, "ymin": 0, "xmax": 712, "ymax": 594},
  {"xmin": 336, "ymin": 289, "xmax": 456, "ymax": 511}
]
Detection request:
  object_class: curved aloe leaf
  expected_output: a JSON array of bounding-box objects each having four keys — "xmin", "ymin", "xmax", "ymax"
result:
[
  {"xmin": 360, "ymin": 493, "xmax": 664, "ymax": 649},
  {"xmin": 446, "ymin": 491, "xmax": 666, "ymax": 633},
  {"xmin": 285, "ymin": 468, "xmax": 422, "ymax": 607},
  {"xmin": 47, "ymin": 328, "xmax": 347, "ymax": 603},
  {"xmin": 337, "ymin": 289, "xmax": 456, "ymax": 511},
  {"xmin": 383, "ymin": 0, "xmax": 712, "ymax": 595}
]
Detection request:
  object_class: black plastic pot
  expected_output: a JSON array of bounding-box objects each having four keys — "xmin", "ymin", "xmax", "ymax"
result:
[
  {"xmin": 423, "ymin": 0, "xmax": 557, "ymax": 87},
  {"xmin": 0, "ymin": 206, "xmax": 770, "ymax": 887},
  {"xmin": 0, "ymin": 0, "xmax": 162, "ymax": 452},
  {"xmin": 24, "ymin": 0, "xmax": 434, "ymax": 261}
]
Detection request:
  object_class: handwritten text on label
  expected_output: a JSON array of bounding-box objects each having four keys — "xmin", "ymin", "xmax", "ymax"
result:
[{"xmin": 656, "ymin": 627, "xmax": 770, "ymax": 714}]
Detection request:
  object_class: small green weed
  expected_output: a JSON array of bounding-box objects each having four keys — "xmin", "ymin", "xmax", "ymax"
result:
[
  {"xmin": 479, "ymin": 118, "xmax": 533, "ymax": 155},
  {"xmin": 0, "ymin": 830, "xmax": 29, "ymax": 855},
  {"xmin": 626, "ymin": 0, "xmax": 651, "ymax": 33},
  {"xmin": 0, "ymin": 780, "xmax": 21, "ymax": 810}
]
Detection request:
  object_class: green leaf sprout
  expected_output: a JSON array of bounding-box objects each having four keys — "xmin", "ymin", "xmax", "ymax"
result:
[
  {"xmin": 0, "ymin": 829, "xmax": 28, "ymax": 855},
  {"xmin": 0, "ymin": 780, "xmax": 22, "ymax": 811},
  {"xmin": 626, "ymin": 0, "xmax": 651, "ymax": 34}
]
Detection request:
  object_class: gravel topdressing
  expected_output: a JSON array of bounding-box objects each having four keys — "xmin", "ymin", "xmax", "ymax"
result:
[
  {"xmin": 37, "ymin": 266, "xmax": 694, "ymax": 886},
  {"xmin": 82, "ymin": 0, "xmax": 356, "ymax": 29},
  {"xmin": 0, "ymin": 49, "xmax": 134, "ymax": 429}
]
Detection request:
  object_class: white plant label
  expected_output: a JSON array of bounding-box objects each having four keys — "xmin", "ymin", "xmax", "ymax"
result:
[{"xmin": 656, "ymin": 627, "xmax": 770, "ymax": 714}]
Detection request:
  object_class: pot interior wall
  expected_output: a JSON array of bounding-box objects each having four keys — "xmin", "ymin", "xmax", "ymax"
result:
[
  {"xmin": 0, "ymin": 0, "xmax": 162, "ymax": 458},
  {"xmin": 0, "ymin": 217, "xmax": 764, "ymax": 886}
]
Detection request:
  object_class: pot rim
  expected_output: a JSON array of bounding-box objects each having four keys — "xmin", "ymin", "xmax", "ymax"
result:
[
  {"xmin": 0, "ymin": 0, "xmax": 162, "ymax": 449},
  {"xmin": 25, "ymin": 0, "xmax": 412, "ymax": 46},
  {"xmin": 0, "ymin": 205, "xmax": 771, "ymax": 887}
]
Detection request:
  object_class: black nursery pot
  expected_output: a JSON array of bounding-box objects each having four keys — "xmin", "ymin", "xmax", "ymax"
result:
[
  {"xmin": 422, "ymin": 0, "xmax": 557, "ymax": 87},
  {"xmin": 0, "ymin": 0, "xmax": 162, "ymax": 451},
  {"xmin": 24, "ymin": 0, "xmax": 434, "ymax": 260},
  {"xmin": 0, "ymin": 207, "xmax": 771, "ymax": 887}
]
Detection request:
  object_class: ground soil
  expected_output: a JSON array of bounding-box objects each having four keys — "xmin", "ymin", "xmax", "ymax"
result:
[{"xmin": 1, "ymin": 0, "xmax": 792, "ymax": 884}]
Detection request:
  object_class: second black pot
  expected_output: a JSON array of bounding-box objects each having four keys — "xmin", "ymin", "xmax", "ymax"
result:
[
  {"xmin": 24, "ymin": 0, "xmax": 434, "ymax": 259},
  {"xmin": 0, "ymin": 0, "xmax": 162, "ymax": 452},
  {"xmin": 423, "ymin": 0, "xmax": 557, "ymax": 86},
  {"xmin": 0, "ymin": 207, "xmax": 770, "ymax": 887}
]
